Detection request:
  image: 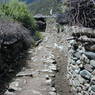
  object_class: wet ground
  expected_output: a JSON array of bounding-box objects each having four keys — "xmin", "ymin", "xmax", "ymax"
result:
[{"xmin": 4, "ymin": 19, "xmax": 72, "ymax": 95}]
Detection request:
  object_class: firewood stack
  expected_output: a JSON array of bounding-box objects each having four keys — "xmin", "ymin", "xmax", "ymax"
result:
[
  {"xmin": 57, "ymin": 0, "xmax": 95, "ymax": 28},
  {"xmin": 69, "ymin": 0, "xmax": 95, "ymax": 28}
]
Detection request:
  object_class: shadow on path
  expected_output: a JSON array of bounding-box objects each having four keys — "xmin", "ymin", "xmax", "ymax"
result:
[{"xmin": 0, "ymin": 51, "xmax": 29, "ymax": 95}]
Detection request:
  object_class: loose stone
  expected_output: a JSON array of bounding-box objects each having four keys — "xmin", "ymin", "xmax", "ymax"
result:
[
  {"xmin": 80, "ymin": 70, "xmax": 92, "ymax": 80},
  {"xmin": 72, "ymin": 79, "xmax": 80, "ymax": 87},
  {"xmin": 91, "ymin": 77, "xmax": 95, "ymax": 85},
  {"xmin": 5, "ymin": 90, "xmax": 16, "ymax": 95},
  {"xmin": 76, "ymin": 60, "xmax": 81, "ymax": 65},
  {"xmin": 50, "ymin": 87, "xmax": 56, "ymax": 92},
  {"xmin": 45, "ymin": 75, "xmax": 50, "ymax": 80},
  {"xmin": 91, "ymin": 85, "xmax": 95, "ymax": 92},
  {"xmin": 46, "ymin": 79, "xmax": 52, "ymax": 85},
  {"xmin": 74, "ymin": 52, "xmax": 81, "ymax": 59},
  {"xmin": 84, "ymin": 64, "xmax": 93, "ymax": 72},
  {"xmin": 49, "ymin": 92, "xmax": 56, "ymax": 95},
  {"xmin": 90, "ymin": 60, "xmax": 95, "ymax": 68},
  {"xmin": 80, "ymin": 54, "xmax": 89, "ymax": 64},
  {"xmin": 69, "ymin": 40, "xmax": 76, "ymax": 45},
  {"xmin": 77, "ymin": 92, "xmax": 82, "ymax": 95},
  {"xmin": 9, "ymin": 82, "xmax": 21, "ymax": 92},
  {"xmin": 78, "ymin": 75, "xmax": 85, "ymax": 84},
  {"xmin": 49, "ymin": 64, "xmax": 57, "ymax": 71},
  {"xmin": 92, "ymin": 70, "xmax": 95, "ymax": 75}
]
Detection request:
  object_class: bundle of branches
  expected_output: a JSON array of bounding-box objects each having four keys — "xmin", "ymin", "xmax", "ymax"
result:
[
  {"xmin": 0, "ymin": 19, "xmax": 33, "ymax": 76},
  {"xmin": 58, "ymin": 0, "xmax": 95, "ymax": 28},
  {"xmin": 67, "ymin": 0, "xmax": 95, "ymax": 28}
]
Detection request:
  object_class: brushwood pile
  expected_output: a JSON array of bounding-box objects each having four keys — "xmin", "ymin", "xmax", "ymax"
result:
[{"xmin": 0, "ymin": 19, "xmax": 33, "ymax": 77}]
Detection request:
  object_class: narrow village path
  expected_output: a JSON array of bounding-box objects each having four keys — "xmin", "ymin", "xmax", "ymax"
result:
[{"xmin": 5, "ymin": 19, "xmax": 72, "ymax": 95}]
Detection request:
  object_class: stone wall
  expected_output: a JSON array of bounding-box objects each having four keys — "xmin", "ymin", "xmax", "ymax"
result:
[{"xmin": 66, "ymin": 26, "xmax": 95, "ymax": 95}]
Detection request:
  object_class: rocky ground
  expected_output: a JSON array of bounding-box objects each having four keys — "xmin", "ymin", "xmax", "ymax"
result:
[{"xmin": 3, "ymin": 19, "xmax": 72, "ymax": 95}]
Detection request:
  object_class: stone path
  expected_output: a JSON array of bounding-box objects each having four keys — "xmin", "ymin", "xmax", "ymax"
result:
[{"xmin": 4, "ymin": 19, "xmax": 72, "ymax": 95}]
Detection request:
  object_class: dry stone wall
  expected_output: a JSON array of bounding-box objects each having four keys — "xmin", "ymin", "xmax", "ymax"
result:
[{"xmin": 66, "ymin": 26, "xmax": 95, "ymax": 95}]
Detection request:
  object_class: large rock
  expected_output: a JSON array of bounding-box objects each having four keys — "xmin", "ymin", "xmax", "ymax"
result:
[
  {"xmin": 80, "ymin": 70, "xmax": 92, "ymax": 80},
  {"xmin": 83, "ymin": 52, "xmax": 95, "ymax": 60}
]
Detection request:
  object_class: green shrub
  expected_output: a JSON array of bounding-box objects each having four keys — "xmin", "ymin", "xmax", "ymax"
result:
[
  {"xmin": 0, "ymin": 0, "xmax": 36, "ymax": 31},
  {"xmin": 0, "ymin": 0, "xmax": 43, "ymax": 40},
  {"xmin": 34, "ymin": 31, "xmax": 43, "ymax": 40}
]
